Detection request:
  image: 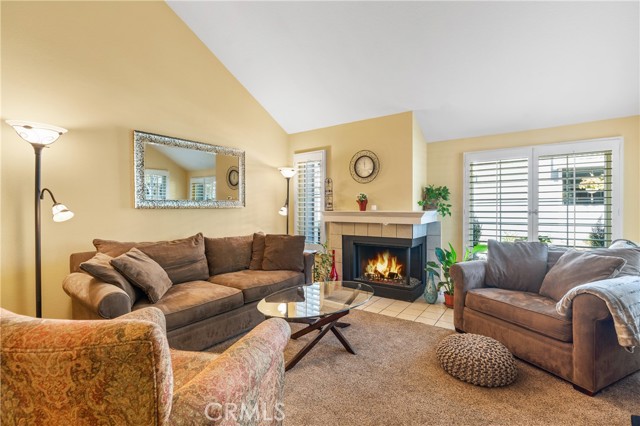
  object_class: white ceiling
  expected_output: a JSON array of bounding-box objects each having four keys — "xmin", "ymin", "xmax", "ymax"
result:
[
  {"xmin": 167, "ymin": 1, "xmax": 639, "ymax": 142},
  {"xmin": 150, "ymin": 143, "xmax": 216, "ymax": 171}
]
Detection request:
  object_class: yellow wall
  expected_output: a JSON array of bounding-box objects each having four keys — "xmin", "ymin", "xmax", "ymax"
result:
[
  {"xmin": 289, "ymin": 112, "xmax": 415, "ymax": 212},
  {"xmin": 1, "ymin": 1, "xmax": 288, "ymax": 318},
  {"xmin": 427, "ymin": 115, "xmax": 640, "ymax": 253},
  {"xmin": 412, "ymin": 115, "xmax": 428, "ymax": 208}
]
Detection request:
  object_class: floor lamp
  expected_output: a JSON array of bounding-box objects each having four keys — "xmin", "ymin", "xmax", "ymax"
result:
[
  {"xmin": 7, "ymin": 120, "xmax": 74, "ymax": 318},
  {"xmin": 278, "ymin": 167, "xmax": 296, "ymax": 234}
]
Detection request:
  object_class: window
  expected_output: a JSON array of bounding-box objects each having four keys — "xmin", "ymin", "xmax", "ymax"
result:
[
  {"xmin": 464, "ymin": 138, "xmax": 621, "ymax": 249},
  {"xmin": 293, "ymin": 150, "xmax": 326, "ymax": 246},
  {"xmin": 190, "ymin": 176, "xmax": 216, "ymax": 201},
  {"xmin": 144, "ymin": 169, "xmax": 168, "ymax": 200}
]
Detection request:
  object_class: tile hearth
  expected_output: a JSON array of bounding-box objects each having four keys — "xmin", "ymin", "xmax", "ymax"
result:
[{"xmin": 354, "ymin": 296, "xmax": 454, "ymax": 330}]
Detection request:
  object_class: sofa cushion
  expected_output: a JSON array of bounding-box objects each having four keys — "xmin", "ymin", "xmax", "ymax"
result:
[
  {"xmin": 111, "ymin": 248, "xmax": 173, "ymax": 303},
  {"xmin": 80, "ymin": 253, "xmax": 141, "ymax": 307},
  {"xmin": 134, "ymin": 281, "xmax": 243, "ymax": 331},
  {"xmin": 547, "ymin": 246, "xmax": 569, "ymax": 272},
  {"xmin": 587, "ymin": 247, "xmax": 640, "ymax": 277},
  {"xmin": 209, "ymin": 270, "xmax": 304, "ymax": 303},
  {"xmin": 94, "ymin": 234, "xmax": 209, "ymax": 284},
  {"xmin": 485, "ymin": 240, "xmax": 548, "ymax": 292},
  {"xmin": 205, "ymin": 235, "xmax": 253, "ymax": 275},
  {"xmin": 466, "ymin": 288, "xmax": 573, "ymax": 342},
  {"xmin": 262, "ymin": 234, "xmax": 305, "ymax": 272},
  {"xmin": 249, "ymin": 232, "xmax": 266, "ymax": 270},
  {"xmin": 539, "ymin": 250, "xmax": 626, "ymax": 301}
]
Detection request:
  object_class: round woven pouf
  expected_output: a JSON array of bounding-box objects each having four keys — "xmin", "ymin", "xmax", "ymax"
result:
[{"xmin": 436, "ymin": 333, "xmax": 517, "ymax": 387}]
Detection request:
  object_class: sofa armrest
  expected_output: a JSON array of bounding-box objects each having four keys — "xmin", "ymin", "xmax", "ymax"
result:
[
  {"xmin": 571, "ymin": 293, "xmax": 621, "ymax": 393},
  {"xmin": 303, "ymin": 252, "xmax": 315, "ymax": 283},
  {"xmin": 119, "ymin": 306, "xmax": 167, "ymax": 334},
  {"xmin": 62, "ymin": 272, "xmax": 131, "ymax": 319},
  {"xmin": 170, "ymin": 318, "xmax": 291, "ymax": 425},
  {"xmin": 450, "ymin": 260, "xmax": 487, "ymax": 331}
]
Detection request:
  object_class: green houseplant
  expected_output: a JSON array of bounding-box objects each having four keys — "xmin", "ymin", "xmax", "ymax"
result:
[
  {"xmin": 417, "ymin": 185, "xmax": 451, "ymax": 217},
  {"xmin": 426, "ymin": 243, "xmax": 487, "ymax": 308}
]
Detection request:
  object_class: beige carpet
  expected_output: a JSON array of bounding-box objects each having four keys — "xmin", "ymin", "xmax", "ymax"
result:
[{"xmin": 278, "ymin": 310, "xmax": 640, "ymax": 426}]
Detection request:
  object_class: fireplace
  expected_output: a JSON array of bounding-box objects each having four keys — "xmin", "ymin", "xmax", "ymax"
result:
[{"xmin": 342, "ymin": 235, "xmax": 426, "ymax": 301}]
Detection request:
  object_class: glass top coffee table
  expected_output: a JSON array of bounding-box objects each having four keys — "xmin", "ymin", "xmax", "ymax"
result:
[{"xmin": 258, "ymin": 281, "xmax": 374, "ymax": 371}]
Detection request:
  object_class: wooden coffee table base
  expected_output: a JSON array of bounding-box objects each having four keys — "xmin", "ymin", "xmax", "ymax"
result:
[{"xmin": 285, "ymin": 310, "xmax": 355, "ymax": 371}]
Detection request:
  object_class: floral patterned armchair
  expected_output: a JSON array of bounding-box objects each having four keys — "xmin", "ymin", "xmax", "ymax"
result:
[{"xmin": 1, "ymin": 307, "xmax": 290, "ymax": 425}]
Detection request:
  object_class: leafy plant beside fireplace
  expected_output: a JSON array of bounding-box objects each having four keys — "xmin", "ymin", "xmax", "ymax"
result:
[
  {"xmin": 417, "ymin": 185, "xmax": 452, "ymax": 217},
  {"xmin": 426, "ymin": 243, "xmax": 487, "ymax": 308}
]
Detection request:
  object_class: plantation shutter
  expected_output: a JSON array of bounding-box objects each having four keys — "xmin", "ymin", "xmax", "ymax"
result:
[
  {"xmin": 190, "ymin": 177, "xmax": 216, "ymax": 201},
  {"xmin": 293, "ymin": 151, "xmax": 325, "ymax": 245},
  {"xmin": 144, "ymin": 169, "xmax": 168, "ymax": 200},
  {"xmin": 464, "ymin": 138, "xmax": 620, "ymax": 250},
  {"xmin": 537, "ymin": 150, "xmax": 613, "ymax": 248},
  {"xmin": 467, "ymin": 157, "xmax": 530, "ymax": 245}
]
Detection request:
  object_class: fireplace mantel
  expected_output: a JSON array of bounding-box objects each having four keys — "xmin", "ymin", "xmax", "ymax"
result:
[{"xmin": 322, "ymin": 210, "xmax": 437, "ymax": 225}]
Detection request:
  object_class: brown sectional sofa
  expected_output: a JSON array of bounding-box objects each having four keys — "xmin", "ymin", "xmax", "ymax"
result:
[
  {"xmin": 451, "ymin": 243, "xmax": 640, "ymax": 395},
  {"xmin": 63, "ymin": 233, "xmax": 313, "ymax": 351}
]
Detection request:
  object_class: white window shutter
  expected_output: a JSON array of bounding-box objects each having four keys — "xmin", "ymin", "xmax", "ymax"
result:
[{"xmin": 293, "ymin": 151, "xmax": 326, "ymax": 246}]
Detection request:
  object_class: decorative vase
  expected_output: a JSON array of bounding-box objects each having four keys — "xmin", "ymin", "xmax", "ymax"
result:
[
  {"xmin": 329, "ymin": 250, "xmax": 339, "ymax": 281},
  {"xmin": 422, "ymin": 201, "xmax": 437, "ymax": 212},
  {"xmin": 424, "ymin": 271, "xmax": 438, "ymax": 304},
  {"xmin": 444, "ymin": 293, "xmax": 454, "ymax": 309},
  {"xmin": 357, "ymin": 199, "xmax": 368, "ymax": 211}
]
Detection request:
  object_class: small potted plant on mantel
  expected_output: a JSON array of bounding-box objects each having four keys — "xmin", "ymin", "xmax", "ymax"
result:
[
  {"xmin": 426, "ymin": 243, "xmax": 487, "ymax": 308},
  {"xmin": 417, "ymin": 185, "xmax": 451, "ymax": 217},
  {"xmin": 356, "ymin": 192, "xmax": 368, "ymax": 211}
]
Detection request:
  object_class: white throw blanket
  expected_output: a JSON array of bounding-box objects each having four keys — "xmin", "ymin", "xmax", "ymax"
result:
[{"xmin": 556, "ymin": 275, "xmax": 640, "ymax": 353}]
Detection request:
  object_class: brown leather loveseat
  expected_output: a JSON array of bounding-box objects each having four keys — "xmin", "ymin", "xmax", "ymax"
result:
[{"xmin": 451, "ymin": 241, "xmax": 640, "ymax": 395}]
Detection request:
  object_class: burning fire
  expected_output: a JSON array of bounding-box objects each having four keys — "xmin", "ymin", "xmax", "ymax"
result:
[{"xmin": 365, "ymin": 251, "xmax": 403, "ymax": 280}]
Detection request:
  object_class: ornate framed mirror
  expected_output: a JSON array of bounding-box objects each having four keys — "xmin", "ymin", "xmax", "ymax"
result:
[{"xmin": 133, "ymin": 131, "xmax": 245, "ymax": 209}]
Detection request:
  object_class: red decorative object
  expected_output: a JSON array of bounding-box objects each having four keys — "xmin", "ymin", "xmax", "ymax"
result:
[
  {"xmin": 444, "ymin": 293, "xmax": 454, "ymax": 309},
  {"xmin": 357, "ymin": 199, "xmax": 368, "ymax": 211},
  {"xmin": 329, "ymin": 250, "xmax": 339, "ymax": 281}
]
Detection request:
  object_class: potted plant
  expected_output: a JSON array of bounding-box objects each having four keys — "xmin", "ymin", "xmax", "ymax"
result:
[
  {"xmin": 426, "ymin": 243, "xmax": 487, "ymax": 308},
  {"xmin": 356, "ymin": 192, "xmax": 368, "ymax": 211},
  {"xmin": 417, "ymin": 185, "xmax": 451, "ymax": 217}
]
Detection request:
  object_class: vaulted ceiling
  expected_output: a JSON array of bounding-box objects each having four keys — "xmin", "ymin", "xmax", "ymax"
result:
[{"xmin": 167, "ymin": 1, "xmax": 639, "ymax": 142}]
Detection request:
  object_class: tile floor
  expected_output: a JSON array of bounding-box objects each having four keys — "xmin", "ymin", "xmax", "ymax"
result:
[{"xmin": 354, "ymin": 295, "xmax": 455, "ymax": 330}]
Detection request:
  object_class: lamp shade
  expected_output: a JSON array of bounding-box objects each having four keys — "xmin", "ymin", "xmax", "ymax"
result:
[
  {"xmin": 6, "ymin": 120, "xmax": 67, "ymax": 145},
  {"xmin": 278, "ymin": 167, "xmax": 296, "ymax": 178},
  {"xmin": 52, "ymin": 203, "xmax": 74, "ymax": 222}
]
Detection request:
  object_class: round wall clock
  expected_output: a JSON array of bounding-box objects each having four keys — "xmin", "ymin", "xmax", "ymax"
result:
[
  {"xmin": 226, "ymin": 166, "xmax": 239, "ymax": 190},
  {"xmin": 349, "ymin": 150, "xmax": 380, "ymax": 183}
]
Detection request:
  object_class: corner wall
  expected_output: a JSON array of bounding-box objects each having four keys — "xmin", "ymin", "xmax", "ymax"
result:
[
  {"xmin": 288, "ymin": 112, "xmax": 416, "ymax": 212},
  {"xmin": 1, "ymin": 2, "xmax": 288, "ymax": 318},
  {"xmin": 427, "ymin": 115, "xmax": 640, "ymax": 253}
]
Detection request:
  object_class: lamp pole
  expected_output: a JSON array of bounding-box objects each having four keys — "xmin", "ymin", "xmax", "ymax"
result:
[
  {"xmin": 33, "ymin": 144, "xmax": 44, "ymax": 318},
  {"xmin": 285, "ymin": 176, "xmax": 291, "ymax": 234}
]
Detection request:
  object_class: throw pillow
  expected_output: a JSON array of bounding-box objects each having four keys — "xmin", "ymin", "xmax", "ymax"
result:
[
  {"xmin": 205, "ymin": 234, "xmax": 253, "ymax": 275},
  {"xmin": 110, "ymin": 248, "xmax": 173, "ymax": 303},
  {"xmin": 137, "ymin": 233, "xmax": 209, "ymax": 284},
  {"xmin": 538, "ymin": 249, "xmax": 627, "ymax": 301},
  {"xmin": 587, "ymin": 247, "xmax": 640, "ymax": 277},
  {"xmin": 249, "ymin": 232, "xmax": 266, "ymax": 270},
  {"xmin": 262, "ymin": 234, "xmax": 305, "ymax": 272},
  {"xmin": 93, "ymin": 239, "xmax": 150, "ymax": 257},
  {"xmin": 485, "ymin": 240, "xmax": 548, "ymax": 293},
  {"xmin": 80, "ymin": 253, "xmax": 141, "ymax": 307},
  {"xmin": 94, "ymin": 234, "xmax": 209, "ymax": 284},
  {"xmin": 547, "ymin": 245, "xmax": 569, "ymax": 272}
]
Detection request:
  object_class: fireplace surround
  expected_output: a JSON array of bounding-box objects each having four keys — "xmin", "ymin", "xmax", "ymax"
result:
[
  {"xmin": 323, "ymin": 211, "xmax": 441, "ymax": 302},
  {"xmin": 342, "ymin": 235, "xmax": 426, "ymax": 301}
]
